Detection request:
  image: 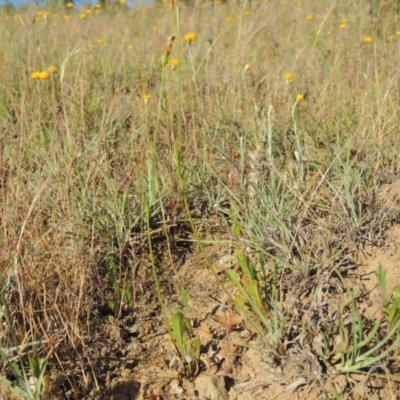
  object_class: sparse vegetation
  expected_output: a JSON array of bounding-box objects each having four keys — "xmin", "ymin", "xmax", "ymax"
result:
[{"xmin": 2, "ymin": 0, "xmax": 400, "ymax": 398}]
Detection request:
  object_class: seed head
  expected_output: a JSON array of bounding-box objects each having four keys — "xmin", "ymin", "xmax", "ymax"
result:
[{"xmin": 47, "ymin": 65, "xmax": 58, "ymax": 75}]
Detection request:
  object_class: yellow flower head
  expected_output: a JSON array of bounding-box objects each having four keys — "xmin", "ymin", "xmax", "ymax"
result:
[
  {"xmin": 94, "ymin": 3, "xmax": 102, "ymax": 9},
  {"xmin": 169, "ymin": 59, "xmax": 179, "ymax": 70},
  {"xmin": 363, "ymin": 36, "xmax": 373, "ymax": 43},
  {"xmin": 184, "ymin": 32, "xmax": 197, "ymax": 43},
  {"xmin": 244, "ymin": 10, "xmax": 251, "ymax": 16},
  {"xmin": 66, "ymin": 2, "xmax": 74, "ymax": 8},
  {"xmin": 119, "ymin": 0, "xmax": 126, "ymax": 4},
  {"xmin": 284, "ymin": 72, "xmax": 294, "ymax": 83},
  {"xmin": 97, "ymin": 38, "xmax": 104, "ymax": 44},
  {"xmin": 80, "ymin": 13, "xmax": 87, "ymax": 19},
  {"xmin": 142, "ymin": 93, "xmax": 152, "ymax": 103},
  {"xmin": 31, "ymin": 71, "xmax": 41, "ymax": 80},
  {"xmin": 244, "ymin": 63, "xmax": 251, "ymax": 72},
  {"xmin": 296, "ymin": 93, "xmax": 305, "ymax": 102},
  {"xmin": 63, "ymin": 14, "xmax": 71, "ymax": 20},
  {"xmin": 47, "ymin": 65, "xmax": 58, "ymax": 75},
  {"xmin": 39, "ymin": 71, "xmax": 50, "ymax": 80},
  {"xmin": 396, "ymin": 30, "xmax": 400, "ymax": 37},
  {"xmin": 306, "ymin": 14, "xmax": 313, "ymax": 20},
  {"xmin": 339, "ymin": 23, "xmax": 346, "ymax": 29},
  {"xmin": 268, "ymin": 104, "xmax": 274, "ymax": 110}
]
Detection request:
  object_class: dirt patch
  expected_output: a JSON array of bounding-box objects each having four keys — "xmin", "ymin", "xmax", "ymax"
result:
[{"xmin": 355, "ymin": 224, "xmax": 400, "ymax": 317}]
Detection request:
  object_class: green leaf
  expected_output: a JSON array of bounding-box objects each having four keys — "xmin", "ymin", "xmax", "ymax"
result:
[
  {"xmin": 249, "ymin": 280, "xmax": 268, "ymax": 315},
  {"xmin": 180, "ymin": 288, "xmax": 190, "ymax": 311},
  {"xmin": 187, "ymin": 337, "xmax": 201, "ymax": 359},
  {"xmin": 171, "ymin": 310, "xmax": 187, "ymax": 356},
  {"xmin": 107, "ymin": 299, "xmax": 120, "ymax": 315},
  {"xmin": 376, "ymin": 264, "xmax": 388, "ymax": 305},
  {"xmin": 122, "ymin": 287, "xmax": 133, "ymax": 304},
  {"xmin": 236, "ymin": 251, "xmax": 254, "ymax": 281},
  {"xmin": 106, "ymin": 259, "xmax": 119, "ymax": 287},
  {"xmin": 28, "ymin": 353, "xmax": 41, "ymax": 379},
  {"xmin": 392, "ymin": 285, "xmax": 400, "ymax": 309}
]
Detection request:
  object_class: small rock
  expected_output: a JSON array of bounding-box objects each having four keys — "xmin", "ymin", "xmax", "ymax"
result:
[{"xmin": 195, "ymin": 375, "xmax": 228, "ymax": 400}]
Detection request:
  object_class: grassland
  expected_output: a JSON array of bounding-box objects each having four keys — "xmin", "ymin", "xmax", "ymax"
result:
[{"xmin": 2, "ymin": 0, "xmax": 400, "ymax": 399}]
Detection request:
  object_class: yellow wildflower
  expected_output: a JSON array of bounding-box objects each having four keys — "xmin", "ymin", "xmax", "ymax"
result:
[
  {"xmin": 39, "ymin": 71, "xmax": 50, "ymax": 80},
  {"xmin": 296, "ymin": 93, "xmax": 305, "ymax": 102},
  {"xmin": 268, "ymin": 104, "xmax": 274, "ymax": 110},
  {"xmin": 244, "ymin": 63, "xmax": 251, "ymax": 72},
  {"xmin": 97, "ymin": 38, "xmax": 104, "ymax": 44},
  {"xmin": 80, "ymin": 13, "xmax": 87, "ymax": 19},
  {"xmin": 306, "ymin": 15, "xmax": 313, "ymax": 20},
  {"xmin": 339, "ymin": 23, "xmax": 346, "ymax": 29},
  {"xmin": 66, "ymin": 2, "xmax": 74, "ymax": 8},
  {"xmin": 363, "ymin": 36, "xmax": 373, "ymax": 43},
  {"xmin": 85, "ymin": 8, "xmax": 92, "ymax": 14},
  {"xmin": 225, "ymin": 15, "xmax": 233, "ymax": 21},
  {"xmin": 396, "ymin": 30, "xmax": 400, "ymax": 36},
  {"xmin": 184, "ymin": 32, "xmax": 197, "ymax": 43},
  {"xmin": 94, "ymin": 3, "xmax": 102, "ymax": 9},
  {"xmin": 47, "ymin": 65, "xmax": 58, "ymax": 75},
  {"xmin": 169, "ymin": 59, "xmax": 179, "ymax": 70},
  {"xmin": 31, "ymin": 71, "xmax": 41, "ymax": 80},
  {"xmin": 284, "ymin": 73, "xmax": 294, "ymax": 83},
  {"xmin": 142, "ymin": 93, "xmax": 152, "ymax": 103},
  {"xmin": 63, "ymin": 14, "xmax": 71, "ymax": 20},
  {"xmin": 119, "ymin": 0, "xmax": 126, "ymax": 4},
  {"xmin": 244, "ymin": 10, "xmax": 251, "ymax": 15}
]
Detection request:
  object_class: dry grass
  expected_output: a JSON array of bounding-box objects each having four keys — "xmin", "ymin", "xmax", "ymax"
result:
[{"xmin": 2, "ymin": 0, "xmax": 400, "ymax": 399}]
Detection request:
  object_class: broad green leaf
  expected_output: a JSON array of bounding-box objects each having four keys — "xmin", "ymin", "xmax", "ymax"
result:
[{"xmin": 171, "ymin": 310, "xmax": 186, "ymax": 356}]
